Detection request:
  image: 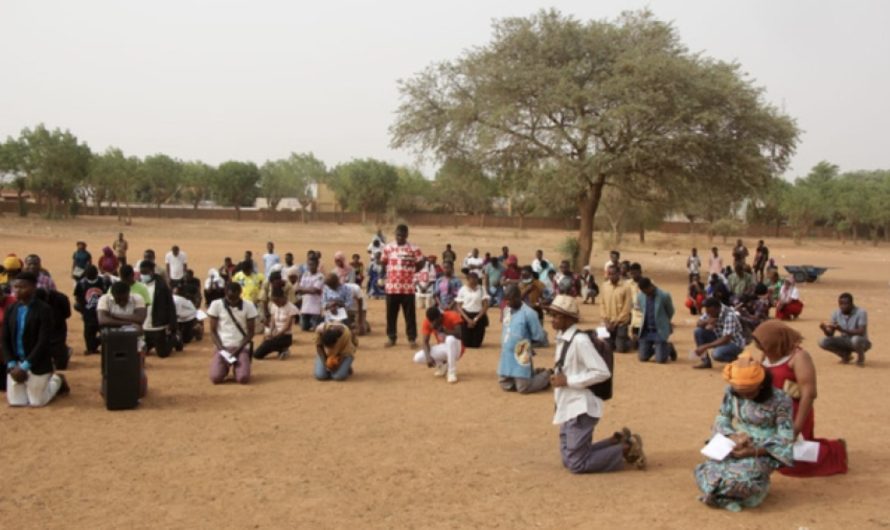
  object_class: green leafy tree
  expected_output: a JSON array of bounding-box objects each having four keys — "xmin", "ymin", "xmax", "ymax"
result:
[
  {"xmin": 391, "ymin": 166, "xmax": 433, "ymax": 215},
  {"xmin": 391, "ymin": 9, "xmax": 798, "ymax": 267},
  {"xmin": 215, "ymin": 160, "xmax": 260, "ymax": 220},
  {"xmin": 433, "ymin": 158, "xmax": 495, "ymax": 214},
  {"xmin": 260, "ymin": 152, "xmax": 327, "ymax": 221},
  {"xmin": 331, "ymin": 158, "xmax": 399, "ymax": 223},
  {"xmin": 139, "ymin": 154, "xmax": 182, "ymax": 209},
  {"xmin": 0, "ymin": 138, "xmax": 30, "ymax": 216},
  {"xmin": 179, "ymin": 161, "xmax": 216, "ymax": 209},
  {"xmin": 15, "ymin": 124, "xmax": 92, "ymax": 218}
]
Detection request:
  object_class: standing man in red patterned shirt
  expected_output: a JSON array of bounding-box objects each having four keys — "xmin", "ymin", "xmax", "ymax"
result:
[{"xmin": 383, "ymin": 224, "xmax": 424, "ymax": 348}]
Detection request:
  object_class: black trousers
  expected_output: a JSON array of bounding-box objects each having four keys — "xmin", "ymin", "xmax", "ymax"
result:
[
  {"xmin": 385, "ymin": 293, "xmax": 417, "ymax": 342},
  {"xmin": 254, "ymin": 334, "xmax": 293, "ymax": 359},
  {"xmin": 84, "ymin": 318, "xmax": 101, "ymax": 353}
]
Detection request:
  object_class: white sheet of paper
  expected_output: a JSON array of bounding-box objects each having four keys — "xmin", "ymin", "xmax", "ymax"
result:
[
  {"xmin": 793, "ymin": 439, "xmax": 820, "ymax": 463},
  {"xmin": 195, "ymin": 310, "xmax": 208, "ymax": 321},
  {"xmin": 217, "ymin": 350, "xmax": 237, "ymax": 365},
  {"xmin": 325, "ymin": 308, "xmax": 348, "ymax": 322},
  {"xmin": 596, "ymin": 326, "xmax": 610, "ymax": 339},
  {"xmin": 701, "ymin": 433, "xmax": 737, "ymax": 461}
]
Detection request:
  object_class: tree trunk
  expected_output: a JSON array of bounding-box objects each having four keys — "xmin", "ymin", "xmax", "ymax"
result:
[
  {"xmin": 639, "ymin": 225, "xmax": 645, "ymax": 243},
  {"xmin": 576, "ymin": 176, "xmax": 606, "ymax": 269},
  {"xmin": 301, "ymin": 207, "xmax": 307, "ymax": 224},
  {"xmin": 235, "ymin": 206, "xmax": 241, "ymax": 221}
]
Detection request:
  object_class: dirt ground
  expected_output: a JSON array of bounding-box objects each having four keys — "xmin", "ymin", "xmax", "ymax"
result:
[{"xmin": 1, "ymin": 216, "xmax": 888, "ymax": 529}]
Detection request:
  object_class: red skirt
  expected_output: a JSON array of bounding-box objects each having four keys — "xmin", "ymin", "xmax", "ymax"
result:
[
  {"xmin": 776, "ymin": 299, "xmax": 803, "ymax": 320},
  {"xmin": 779, "ymin": 401, "xmax": 847, "ymax": 477}
]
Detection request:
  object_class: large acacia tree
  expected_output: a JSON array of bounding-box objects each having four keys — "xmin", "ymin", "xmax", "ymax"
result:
[{"xmin": 391, "ymin": 9, "xmax": 799, "ymax": 266}]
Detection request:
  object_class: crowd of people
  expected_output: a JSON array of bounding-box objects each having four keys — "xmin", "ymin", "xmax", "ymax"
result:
[{"xmin": 0, "ymin": 228, "xmax": 864, "ymax": 512}]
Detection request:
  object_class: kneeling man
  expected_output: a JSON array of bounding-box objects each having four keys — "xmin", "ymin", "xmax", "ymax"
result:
[
  {"xmin": 498, "ymin": 285, "xmax": 550, "ymax": 393},
  {"xmin": 314, "ymin": 321, "xmax": 357, "ymax": 381},
  {"xmin": 3, "ymin": 272, "xmax": 70, "ymax": 406},
  {"xmin": 414, "ymin": 306, "xmax": 463, "ymax": 383}
]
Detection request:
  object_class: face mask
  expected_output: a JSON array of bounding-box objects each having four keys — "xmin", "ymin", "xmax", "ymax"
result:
[{"xmin": 140, "ymin": 274, "xmax": 153, "ymax": 283}]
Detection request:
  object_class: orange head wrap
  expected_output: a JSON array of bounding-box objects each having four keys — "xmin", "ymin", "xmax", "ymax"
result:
[{"xmin": 722, "ymin": 355, "xmax": 766, "ymax": 391}]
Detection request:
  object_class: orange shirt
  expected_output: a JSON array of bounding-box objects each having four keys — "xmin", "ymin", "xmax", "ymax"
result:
[{"xmin": 422, "ymin": 310, "xmax": 465, "ymax": 355}]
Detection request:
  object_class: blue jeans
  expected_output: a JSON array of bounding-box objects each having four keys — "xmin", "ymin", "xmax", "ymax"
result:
[
  {"xmin": 638, "ymin": 335, "xmax": 669, "ymax": 363},
  {"xmin": 314, "ymin": 355, "xmax": 354, "ymax": 381},
  {"xmin": 694, "ymin": 328, "xmax": 743, "ymax": 363},
  {"xmin": 488, "ymin": 285, "xmax": 503, "ymax": 306}
]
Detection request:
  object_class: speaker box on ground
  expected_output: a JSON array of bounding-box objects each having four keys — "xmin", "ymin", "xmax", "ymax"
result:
[{"xmin": 101, "ymin": 328, "xmax": 140, "ymax": 411}]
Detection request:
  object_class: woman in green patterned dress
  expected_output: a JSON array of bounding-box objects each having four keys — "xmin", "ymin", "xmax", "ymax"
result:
[{"xmin": 694, "ymin": 356, "xmax": 794, "ymax": 512}]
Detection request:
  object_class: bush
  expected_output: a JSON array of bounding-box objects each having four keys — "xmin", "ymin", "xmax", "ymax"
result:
[
  {"xmin": 709, "ymin": 218, "xmax": 742, "ymax": 243},
  {"xmin": 557, "ymin": 236, "xmax": 581, "ymax": 269}
]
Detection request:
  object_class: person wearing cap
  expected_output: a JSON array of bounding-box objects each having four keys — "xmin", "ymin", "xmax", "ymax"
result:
[
  {"xmin": 2, "ymin": 272, "xmax": 70, "ymax": 406},
  {"xmin": 498, "ymin": 285, "xmax": 550, "ymax": 394},
  {"xmin": 0, "ymin": 254, "xmax": 23, "ymax": 288},
  {"xmin": 693, "ymin": 297, "xmax": 746, "ymax": 369},
  {"xmin": 694, "ymin": 356, "xmax": 793, "ymax": 512},
  {"xmin": 636, "ymin": 277, "xmax": 676, "ymax": 364},
  {"xmin": 600, "ymin": 265, "xmax": 632, "ymax": 353},
  {"xmin": 547, "ymin": 294, "xmax": 645, "ymax": 473},
  {"xmin": 414, "ymin": 306, "xmax": 463, "ymax": 383},
  {"xmin": 262, "ymin": 241, "xmax": 280, "ymax": 275}
]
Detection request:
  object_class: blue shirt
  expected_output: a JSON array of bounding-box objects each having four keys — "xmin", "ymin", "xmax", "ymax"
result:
[
  {"xmin": 7, "ymin": 302, "xmax": 32, "ymax": 371},
  {"xmin": 497, "ymin": 304, "xmax": 547, "ymax": 379}
]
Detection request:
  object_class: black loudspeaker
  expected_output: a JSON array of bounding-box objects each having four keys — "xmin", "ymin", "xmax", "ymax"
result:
[{"xmin": 101, "ymin": 328, "xmax": 140, "ymax": 410}]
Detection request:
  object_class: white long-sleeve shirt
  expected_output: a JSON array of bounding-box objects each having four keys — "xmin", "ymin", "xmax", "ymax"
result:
[{"xmin": 552, "ymin": 324, "xmax": 611, "ymax": 425}]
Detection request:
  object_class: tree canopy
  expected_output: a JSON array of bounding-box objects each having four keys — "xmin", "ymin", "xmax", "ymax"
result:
[{"xmin": 391, "ymin": 9, "xmax": 799, "ymax": 266}]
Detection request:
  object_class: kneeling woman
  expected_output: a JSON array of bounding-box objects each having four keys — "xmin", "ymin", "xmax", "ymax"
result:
[
  {"xmin": 456, "ymin": 271, "xmax": 490, "ymax": 348},
  {"xmin": 753, "ymin": 321, "xmax": 847, "ymax": 477},
  {"xmin": 695, "ymin": 357, "xmax": 793, "ymax": 512}
]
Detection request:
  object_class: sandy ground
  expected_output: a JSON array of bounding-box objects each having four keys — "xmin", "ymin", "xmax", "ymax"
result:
[{"xmin": 1, "ymin": 216, "xmax": 888, "ymax": 530}]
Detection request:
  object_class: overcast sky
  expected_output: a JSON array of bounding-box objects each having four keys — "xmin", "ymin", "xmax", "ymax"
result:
[{"xmin": 1, "ymin": 0, "xmax": 887, "ymax": 179}]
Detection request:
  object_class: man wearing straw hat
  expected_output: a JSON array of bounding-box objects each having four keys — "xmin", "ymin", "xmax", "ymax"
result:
[{"xmin": 547, "ymin": 294, "xmax": 646, "ymax": 473}]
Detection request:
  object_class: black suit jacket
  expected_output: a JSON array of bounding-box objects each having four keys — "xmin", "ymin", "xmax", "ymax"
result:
[{"xmin": 2, "ymin": 299, "xmax": 55, "ymax": 375}]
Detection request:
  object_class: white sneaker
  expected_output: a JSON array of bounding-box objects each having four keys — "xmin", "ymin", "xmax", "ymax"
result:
[
  {"xmin": 446, "ymin": 371, "xmax": 458, "ymax": 384},
  {"xmin": 433, "ymin": 363, "xmax": 448, "ymax": 377}
]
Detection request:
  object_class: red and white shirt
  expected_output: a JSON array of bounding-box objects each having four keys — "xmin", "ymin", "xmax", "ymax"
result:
[{"xmin": 383, "ymin": 242, "xmax": 423, "ymax": 295}]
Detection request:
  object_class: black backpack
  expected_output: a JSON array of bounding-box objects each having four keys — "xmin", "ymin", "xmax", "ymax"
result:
[{"xmin": 554, "ymin": 329, "xmax": 614, "ymax": 400}]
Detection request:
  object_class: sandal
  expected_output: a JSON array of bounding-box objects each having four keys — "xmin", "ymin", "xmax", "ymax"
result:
[{"xmin": 625, "ymin": 433, "xmax": 647, "ymax": 470}]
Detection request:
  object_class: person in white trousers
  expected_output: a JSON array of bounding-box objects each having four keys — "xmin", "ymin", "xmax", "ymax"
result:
[{"xmin": 413, "ymin": 306, "xmax": 464, "ymax": 383}]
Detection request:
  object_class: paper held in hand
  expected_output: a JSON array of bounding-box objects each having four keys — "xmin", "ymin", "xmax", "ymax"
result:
[
  {"xmin": 701, "ymin": 433, "xmax": 737, "ymax": 461},
  {"xmin": 793, "ymin": 439, "xmax": 820, "ymax": 463},
  {"xmin": 217, "ymin": 350, "xmax": 237, "ymax": 365},
  {"xmin": 595, "ymin": 326, "xmax": 610, "ymax": 339}
]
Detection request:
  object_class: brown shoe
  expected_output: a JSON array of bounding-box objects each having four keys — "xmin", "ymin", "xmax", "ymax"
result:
[{"xmin": 625, "ymin": 433, "xmax": 647, "ymax": 470}]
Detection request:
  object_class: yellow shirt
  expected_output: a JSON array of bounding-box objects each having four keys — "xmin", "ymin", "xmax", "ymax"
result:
[
  {"xmin": 600, "ymin": 280, "xmax": 632, "ymax": 325},
  {"xmin": 315, "ymin": 322, "xmax": 358, "ymax": 358},
  {"xmin": 626, "ymin": 278, "xmax": 643, "ymax": 329},
  {"xmin": 232, "ymin": 271, "xmax": 264, "ymax": 303}
]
